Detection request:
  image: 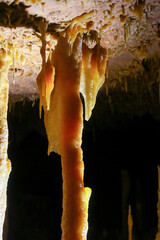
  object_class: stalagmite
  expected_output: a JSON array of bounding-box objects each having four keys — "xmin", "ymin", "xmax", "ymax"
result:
[
  {"xmin": 128, "ymin": 205, "xmax": 133, "ymax": 240},
  {"xmin": 0, "ymin": 49, "xmax": 11, "ymax": 240}
]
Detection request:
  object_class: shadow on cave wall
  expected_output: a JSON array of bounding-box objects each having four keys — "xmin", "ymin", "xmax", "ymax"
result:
[{"xmin": 7, "ymin": 90, "xmax": 160, "ymax": 240}]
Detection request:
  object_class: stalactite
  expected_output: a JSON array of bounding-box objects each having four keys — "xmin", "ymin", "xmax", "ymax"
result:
[
  {"xmin": 37, "ymin": 34, "xmax": 93, "ymax": 240},
  {"xmin": 105, "ymin": 78, "xmax": 109, "ymax": 96},
  {"xmin": 124, "ymin": 23, "xmax": 127, "ymax": 45},
  {"xmin": 41, "ymin": 2, "xmax": 45, "ymax": 13},
  {"xmin": 12, "ymin": 43, "xmax": 16, "ymax": 84},
  {"xmin": 80, "ymin": 43, "xmax": 107, "ymax": 120},
  {"xmin": 159, "ymin": 82, "xmax": 160, "ymax": 105},
  {"xmin": 158, "ymin": 69, "xmax": 160, "ymax": 104},
  {"xmin": 32, "ymin": 99, "xmax": 35, "ymax": 107},
  {"xmin": 106, "ymin": 58, "xmax": 109, "ymax": 79},
  {"xmin": 65, "ymin": 11, "xmax": 94, "ymax": 50},
  {"xmin": 0, "ymin": 49, "xmax": 12, "ymax": 240},
  {"xmin": 36, "ymin": 12, "xmax": 108, "ymax": 238},
  {"xmin": 129, "ymin": 0, "xmax": 146, "ymax": 23},
  {"xmin": 81, "ymin": 1, "xmax": 84, "ymax": 8},
  {"xmin": 36, "ymin": 19, "xmax": 49, "ymax": 117},
  {"xmin": 125, "ymin": 78, "xmax": 128, "ymax": 92},
  {"xmin": 105, "ymin": 59, "xmax": 109, "ymax": 95}
]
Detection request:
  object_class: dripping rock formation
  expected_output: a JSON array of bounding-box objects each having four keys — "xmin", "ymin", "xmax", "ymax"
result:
[
  {"xmin": 0, "ymin": 0, "xmax": 159, "ymax": 102},
  {"xmin": 0, "ymin": 0, "xmax": 160, "ymax": 240}
]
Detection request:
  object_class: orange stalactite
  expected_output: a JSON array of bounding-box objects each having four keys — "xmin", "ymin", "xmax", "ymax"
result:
[
  {"xmin": 54, "ymin": 37, "xmax": 91, "ymax": 239},
  {"xmin": 52, "ymin": 35, "xmax": 91, "ymax": 240},
  {"xmin": 106, "ymin": 59, "xmax": 109, "ymax": 79},
  {"xmin": 36, "ymin": 19, "xmax": 51, "ymax": 117},
  {"xmin": 44, "ymin": 57, "xmax": 55, "ymax": 110},
  {"xmin": 65, "ymin": 11, "xmax": 94, "ymax": 49},
  {"xmin": 80, "ymin": 43, "xmax": 107, "ymax": 120},
  {"xmin": 38, "ymin": 35, "xmax": 92, "ymax": 240},
  {"xmin": 37, "ymin": 56, "xmax": 55, "ymax": 113},
  {"xmin": 37, "ymin": 11, "xmax": 107, "ymax": 238},
  {"xmin": 129, "ymin": 0, "xmax": 146, "ymax": 23}
]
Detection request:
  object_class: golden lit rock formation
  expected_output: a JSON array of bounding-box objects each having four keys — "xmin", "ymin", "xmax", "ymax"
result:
[
  {"xmin": 0, "ymin": 0, "xmax": 158, "ymax": 102},
  {"xmin": 0, "ymin": 0, "xmax": 160, "ymax": 240}
]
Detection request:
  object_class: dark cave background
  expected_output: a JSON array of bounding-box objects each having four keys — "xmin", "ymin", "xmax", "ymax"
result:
[{"xmin": 7, "ymin": 79, "xmax": 160, "ymax": 240}]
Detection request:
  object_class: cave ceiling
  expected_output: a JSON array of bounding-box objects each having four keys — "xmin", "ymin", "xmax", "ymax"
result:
[{"xmin": 0, "ymin": 0, "xmax": 159, "ymax": 104}]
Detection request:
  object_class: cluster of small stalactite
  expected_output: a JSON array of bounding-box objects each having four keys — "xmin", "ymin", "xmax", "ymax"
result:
[{"xmin": 105, "ymin": 57, "xmax": 160, "ymax": 102}]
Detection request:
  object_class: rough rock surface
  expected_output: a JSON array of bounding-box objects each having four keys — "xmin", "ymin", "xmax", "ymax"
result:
[{"xmin": 0, "ymin": 0, "xmax": 159, "ymax": 102}]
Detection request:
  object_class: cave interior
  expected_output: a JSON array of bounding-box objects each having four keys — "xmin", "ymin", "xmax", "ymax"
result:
[{"xmin": 0, "ymin": 0, "xmax": 160, "ymax": 240}]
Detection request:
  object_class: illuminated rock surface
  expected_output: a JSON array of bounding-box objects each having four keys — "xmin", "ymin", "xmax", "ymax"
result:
[
  {"xmin": 0, "ymin": 0, "xmax": 159, "ymax": 102},
  {"xmin": 0, "ymin": 1, "xmax": 160, "ymax": 240},
  {"xmin": 0, "ymin": 50, "xmax": 11, "ymax": 240}
]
